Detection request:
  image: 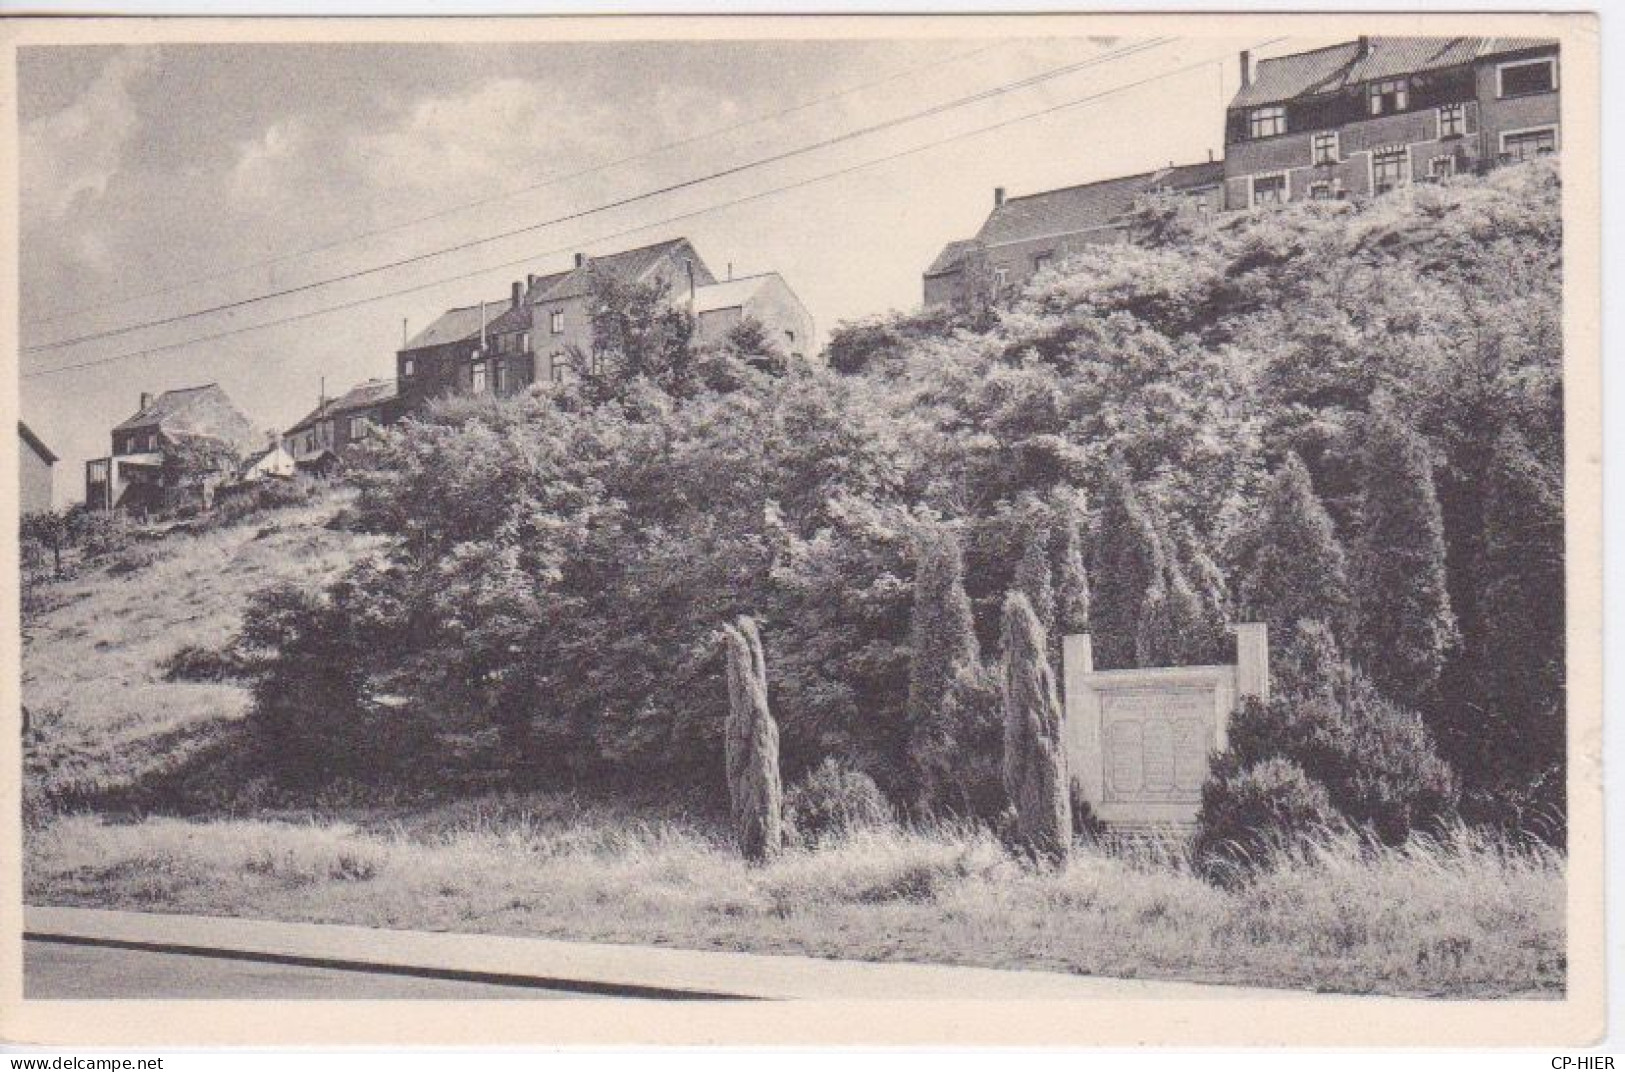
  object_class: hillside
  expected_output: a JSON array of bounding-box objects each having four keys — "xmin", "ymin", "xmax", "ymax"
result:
[{"xmin": 22, "ymin": 492, "xmax": 386, "ymax": 813}]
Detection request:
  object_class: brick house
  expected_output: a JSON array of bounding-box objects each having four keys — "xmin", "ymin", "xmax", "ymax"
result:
[
  {"xmin": 85, "ymin": 384, "xmax": 256, "ymax": 513},
  {"xmin": 285, "ymin": 377, "xmax": 405, "ymax": 472},
  {"xmin": 19, "ymin": 421, "xmax": 57, "ymax": 516},
  {"xmin": 922, "ymin": 161, "xmax": 1223, "ymax": 307},
  {"xmin": 1222, "ymin": 36, "xmax": 1559, "ymax": 209}
]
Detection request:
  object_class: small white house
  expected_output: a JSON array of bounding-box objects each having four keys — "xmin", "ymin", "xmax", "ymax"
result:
[{"xmin": 238, "ymin": 440, "xmax": 297, "ymax": 483}]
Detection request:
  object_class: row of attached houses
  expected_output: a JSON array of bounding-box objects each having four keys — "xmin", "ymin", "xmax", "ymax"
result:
[
  {"xmin": 81, "ymin": 238, "xmax": 814, "ymax": 513},
  {"xmin": 924, "ymin": 35, "xmax": 1560, "ymax": 305},
  {"xmin": 395, "ymin": 237, "xmax": 814, "ymax": 410}
]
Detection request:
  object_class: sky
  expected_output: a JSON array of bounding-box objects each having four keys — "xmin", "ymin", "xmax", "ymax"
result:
[{"xmin": 17, "ymin": 33, "xmax": 1334, "ymax": 507}]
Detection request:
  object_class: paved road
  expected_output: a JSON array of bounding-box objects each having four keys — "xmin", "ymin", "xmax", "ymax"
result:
[{"xmin": 25, "ymin": 939, "xmax": 593, "ymax": 1000}]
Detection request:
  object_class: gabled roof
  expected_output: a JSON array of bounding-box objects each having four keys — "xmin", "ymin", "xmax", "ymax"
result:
[
  {"xmin": 112, "ymin": 384, "xmax": 239, "ymax": 434},
  {"xmin": 974, "ymin": 168, "xmax": 1185, "ymax": 249},
  {"xmin": 924, "ymin": 238, "xmax": 980, "ymax": 278},
  {"xmin": 1232, "ymin": 37, "xmax": 1558, "ymax": 109},
  {"xmin": 486, "ymin": 301, "xmax": 532, "ymax": 335},
  {"xmin": 286, "ymin": 378, "xmax": 398, "ymax": 434},
  {"xmin": 1149, "ymin": 159, "xmax": 1225, "ymax": 191},
  {"xmin": 402, "ymin": 300, "xmax": 506, "ymax": 351},
  {"xmin": 19, "ymin": 421, "xmax": 56, "ymax": 464},
  {"xmin": 535, "ymin": 238, "xmax": 702, "ymax": 303}
]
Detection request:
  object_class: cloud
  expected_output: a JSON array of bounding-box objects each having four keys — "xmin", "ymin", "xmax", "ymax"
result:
[
  {"xmin": 228, "ymin": 118, "xmax": 320, "ymax": 204},
  {"xmin": 21, "ymin": 51, "xmax": 154, "ymax": 222}
]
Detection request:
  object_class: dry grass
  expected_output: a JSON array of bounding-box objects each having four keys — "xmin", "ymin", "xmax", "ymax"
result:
[
  {"xmin": 25, "ymin": 800, "xmax": 1563, "ymax": 997},
  {"xmin": 21, "ymin": 490, "xmax": 384, "ymax": 809}
]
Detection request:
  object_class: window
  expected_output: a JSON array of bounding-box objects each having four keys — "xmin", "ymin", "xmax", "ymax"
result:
[
  {"xmin": 1248, "ymin": 106, "xmax": 1286, "ymax": 139},
  {"xmin": 550, "ymin": 310, "xmax": 564, "ymax": 334},
  {"xmin": 1310, "ymin": 131, "xmax": 1339, "ymax": 165},
  {"xmin": 348, "ymin": 416, "xmax": 367, "ymax": 442},
  {"xmin": 471, "ymin": 360, "xmax": 488, "ymax": 393},
  {"xmin": 1498, "ymin": 58, "xmax": 1556, "ymax": 98},
  {"xmin": 550, "ymin": 352, "xmax": 566, "ymax": 383},
  {"xmin": 1251, "ymin": 173, "xmax": 1287, "ymax": 206},
  {"xmin": 1308, "ymin": 181, "xmax": 1335, "ymax": 201},
  {"xmin": 1368, "ymin": 78, "xmax": 1408, "ymax": 116},
  {"xmin": 1502, "ymin": 127, "xmax": 1557, "ymax": 162},
  {"xmin": 402, "ymin": 356, "xmax": 415, "ymax": 378},
  {"xmin": 1437, "ymin": 103, "xmax": 1466, "ymax": 139},
  {"xmin": 494, "ymin": 359, "xmax": 508, "ymax": 395},
  {"xmin": 1372, "ymin": 148, "xmax": 1409, "ymax": 194},
  {"xmin": 1428, "ymin": 155, "xmax": 1457, "ymax": 180},
  {"xmin": 1033, "ymin": 251, "xmax": 1055, "ymax": 273},
  {"xmin": 520, "ymin": 331, "xmax": 531, "ymax": 353},
  {"xmin": 785, "ymin": 330, "xmax": 796, "ymax": 347},
  {"xmin": 993, "ymin": 267, "xmax": 1010, "ymax": 288}
]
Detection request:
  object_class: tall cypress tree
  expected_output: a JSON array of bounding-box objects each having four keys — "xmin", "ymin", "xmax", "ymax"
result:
[
  {"xmin": 1000, "ymin": 591, "xmax": 1072, "ymax": 863},
  {"xmin": 1088, "ymin": 466, "xmax": 1165, "ymax": 669},
  {"xmin": 1013, "ymin": 504, "xmax": 1057, "ymax": 641},
  {"xmin": 1237, "ymin": 452, "xmax": 1352, "ymax": 642},
  {"xmin": 1351, "ymin": 408, "xmax": 1459, "ymax": 708},
  {"xmin": 1054, "ymin": 496, "xmax": 1092, "ymax": 641},
  {"xmin": 905, "ymin": 525, "xmax": 987, "ymax": 813}
]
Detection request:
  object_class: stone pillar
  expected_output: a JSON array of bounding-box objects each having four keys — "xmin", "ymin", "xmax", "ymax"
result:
[{"xmin": 1233, "ymin": 623, "xmax": 1269, "ymax": 703}]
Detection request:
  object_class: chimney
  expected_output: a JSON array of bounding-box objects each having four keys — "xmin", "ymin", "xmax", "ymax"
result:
[
  {"xmin": 574, "ymin": 252, "xmax": 586, "ymax": 269},
  {"xmin": 511, "ymin": 280, "xmax": 522, "ymax": 309},
  {"xmin": 139, "ymin": 391, "xmax": 153, "ymax": 413},
  {"xmin": 402, "ymin": 317, "xmax": 409, "ymax": 348},
  {"xmin": 1357, "ymin": 35, "xmax": 1371, "ymax": 60},
  {"xmin": 727, "ymin": 261, "xmax": 733, "ymax": 281},
  {"xmin": 994, "ymin": 186, "xmax": 1006, "ymax": 208},
  {"xmin": 1239, "ymin": 50, "xmax": 1253, "ymax": 89},
  {"xmin": 479, "ymin": 301, "xmax": 488, "ymax": 350},
  {"xmin": 1208, "ymin": 148, "xmax": 1215, "ymax": 163}
]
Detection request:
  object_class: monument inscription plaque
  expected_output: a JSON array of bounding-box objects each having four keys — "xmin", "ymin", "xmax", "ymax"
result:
[{"xmin": 1063, "ymin": 625, "xmax": 1268, "ymax": 829}]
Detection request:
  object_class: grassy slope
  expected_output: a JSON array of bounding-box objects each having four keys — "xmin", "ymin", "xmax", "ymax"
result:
[{"xmin": 22, "ymin": 493, "xmax": 386, "ymax": 808}]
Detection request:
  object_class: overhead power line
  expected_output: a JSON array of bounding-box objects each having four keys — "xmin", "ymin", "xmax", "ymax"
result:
[
  {"xmin": 23, "ymin": 40, "xmax": 1011, "ymax": 329},
  {"xmin": 23, "ymin": 42, "xmax": 1275, "ymax": 382},
  {"xmin": 23, "ymin": 36, "xmax": 1175, "ymax": 355}
]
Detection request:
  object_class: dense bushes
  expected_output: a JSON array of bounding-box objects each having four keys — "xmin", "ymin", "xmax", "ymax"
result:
[
  {"xmin": 784, "ymin": 759, "xmax": 894, "ymax": 847},
  {"xmin": 1192, "ymin": 757, "xmax": 1342, "ymax": 880},
  {"xmin": 241, "ymin": 164, "xmax": 1564, "ymax": 851}
]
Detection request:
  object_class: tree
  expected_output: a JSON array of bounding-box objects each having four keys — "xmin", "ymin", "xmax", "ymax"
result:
[
  {"xmin": 1012, "ymin": 504, "xmax": 1056, "ymax": 639},
  {"xmin": 21, "ymin": 508, "xmax": 72, "ymax": 577},
  {"xmin": 1088, "ymin": 466, "xmax": 1164, "ymax": 669},
  {"xmin": 1000, "ymin": 592, "xmax": 1071, "ymax": 863},
  {"xmin": 905, "ymin": 525, "xmax": 998, "ymax": 815},
  {"xmin": 723, "ymin": 616, "xmax": 783, "ymax": 863},
  {"xmin": 1351, "ymin": 406, "xmax": 1458, "ymax": 707},
  {"xmin": 1236, "ymin": 453, "xmax": 1351, "ymax": 640},
  {"xmin": 1053, "ymin": 495, "xmax": 1092, "ymax": 641},
  {"xmin": 1134, "ymin": 554, "xmax": 1213, "ymax": 668},
  {"xmin": 569, "ymin": 270, "xmax": 699, "ymax": 402}
]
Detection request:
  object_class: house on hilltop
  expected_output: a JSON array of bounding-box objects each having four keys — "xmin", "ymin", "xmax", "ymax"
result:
[
  {"xmin": 1222, "ymin": 36, "xmax": 1559, "ymax": 207},
  {"xmin": 396, "ymin": 237, "xmax": 817, "ymax": 406},
  {"xmin": 85, "ymin": 384, "xmax": 256, "ymax": 513},
  {"xmin": 285, "ymin": 377, "xmax": 404, "ymax": 473},
  {"xmin": 922, "ymin": 161, "xmax": 1222, "ymax": 308},
  {"xmin": 19, "ymin": 421, "xmax": 57, "ymax": 516}
]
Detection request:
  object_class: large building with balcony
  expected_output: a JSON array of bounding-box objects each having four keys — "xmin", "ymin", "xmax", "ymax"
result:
[{"xmin": 1222, "ymin": 36, "xmax": 1559, "ymax": 208}]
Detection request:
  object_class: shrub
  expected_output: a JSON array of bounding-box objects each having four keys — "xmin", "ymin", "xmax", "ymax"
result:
[
  {"xmin": 161, "ymin": 642, "xmax": 246, "ymax": 683},
  {"xmin": 106, "ymin": 544, "xmax": 162, "ymax": 575},
  {"xmin": 75, "ymin": 510, "xmax": 131, "ymax": 559},
  {"xmin": 202, "ymin": 477, "xmax": 318, "ymax": 531},
  {"xmin": 1213, "ymin": 672, "xmax": 1459, "ymax": 848},
  {"xmin": 1193, "ymin": 757, "xmax": 1342, "ymax": 882},
  {"xmin": 784, "ymin": 759, "xmax": 894, "ymax": 847}
]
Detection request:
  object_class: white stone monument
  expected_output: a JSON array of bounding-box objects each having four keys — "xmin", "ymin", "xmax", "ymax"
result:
[{"xmin": 1062, "ymin": 624, "xmax": 1268, "ymax": 831}]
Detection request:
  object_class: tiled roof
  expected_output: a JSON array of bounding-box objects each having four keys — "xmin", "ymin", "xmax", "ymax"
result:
[
  {"xmin": 486, "ymin": 302, "xmax": 532, "ymax": 335},
  {"xmin": 287, "ymin": 378, "xmax": 398, "ymax": 434},
  {"xmin": 112, "ymin": 384, "xmax": 232, "ymax": 434},
  {"xmin": 924, "ymin": 238, "xmax": 979, "ymax": 278},
  {"xmin": 19, "ymin": 421, "xmax": 56, "ymax": 464},
  {"xmin": 1233, "ymin": 36, "xmax": 1558, "ymax": 109},
  {"xmin": 535, "ymin": 238, "xmax": 702, "ymax": 302},
  {"xmin": 974, "ymin": 170, "xmax": 1162, "ymax": 249},
  {"xmin": 403, "ymin": 301, "xmax": 506, "ymax": 351}
]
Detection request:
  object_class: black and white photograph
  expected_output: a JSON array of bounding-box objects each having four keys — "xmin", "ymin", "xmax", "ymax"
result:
[{"xmin": 2, "ymin": 11, "xmax": 1604, "ymax": 1049}]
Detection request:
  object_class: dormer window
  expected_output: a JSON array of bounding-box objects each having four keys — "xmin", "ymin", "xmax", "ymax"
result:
[
  {"xmin": 1248, "ymin": 106, "xmax": 1286, "ymax": 139},
  {"xmin": 1369, "ymin": 78, "xmax": 1408, "ymax": 116}
]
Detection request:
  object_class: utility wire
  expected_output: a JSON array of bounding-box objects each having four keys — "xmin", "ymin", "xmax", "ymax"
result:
[
  {"xmin": 24, "ymin": 40, "xmax": 1011, "ymax": 329},
  {"xmin": 23, "ymin": 37, "xmax": 1175, "ymax": 354},
  {"xmin": 23, "ymin": 44, "xmax": 1268, "ymax": 382}
]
